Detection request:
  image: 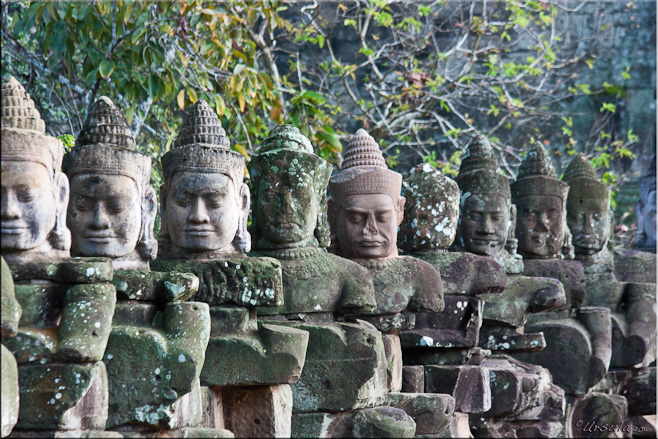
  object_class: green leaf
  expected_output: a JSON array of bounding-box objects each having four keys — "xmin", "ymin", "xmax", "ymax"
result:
[
  {"xmin": 600, "ymin": 102, "xmax": 616, "ymax": 113},
  {"xmin": 98, "ymin": 60, "xmax": 115, "ymax": 79},
  {"xmin": 131, "ymin": 27, "xmax": 147, "ymax": 44},
  {"xmin": 148, "ymin": 74, "xmax": 160, "ymax": 100}
]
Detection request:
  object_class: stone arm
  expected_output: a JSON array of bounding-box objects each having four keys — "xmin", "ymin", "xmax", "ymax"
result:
[
  {"xmin": 622, "ymin": 282, "xmax": 657, "ymax": 367},
  {"xmin": 408, "ymin": 258, "xmax": 444, "ymax": 313},
  {"xmin": 1, "ymin": 258, "xmax": 22, "ymax": 339},
  {"xmin": 338, "ymin": 259, "xmax": 377, "ymax": 315},
  {"xmin": 112, "ymin": 270, "xmax": 199, "ymax": 303}
]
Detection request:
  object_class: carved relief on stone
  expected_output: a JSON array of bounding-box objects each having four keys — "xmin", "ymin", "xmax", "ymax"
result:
[
  {"xmin": 63, "ymin": 96, "xmax": 157, "ymax": 270},
  {"xmin": 158, "ymin": 99, "xmax": 250, "ymax": 260},
  {"xmin": 1, "ymin": 76, "xmax": 70, "ymax": 264},
  {"xmin": 511, "ymin": 142, "xmax": 572, "ymax": 260}
]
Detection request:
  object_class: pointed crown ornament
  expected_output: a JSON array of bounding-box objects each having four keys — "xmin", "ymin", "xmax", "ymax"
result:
[
  {"xmin": 63, "ymin": 97, "xmax": 151, "ymax": 190},
  {"xmin": 454, "ymin": 136, "xmax": 511, "ymax": 202},
  {"xmin": 162, "ymin": 100, "xmax": 244, "ymax": 185},
  {"xmin": 1, "ymin": 76, "xmax": 63, "ymax": 177},
  {"xmin": 511, "ymin": 142, "xmax": 569, "ymax": 202},
  {"xmin": 329, "ymin": 129, "xmax": 402, "ymax": 206},
  {"xmin": 562, "ymin": 154, "xmax": 610, "ymax": 202}
]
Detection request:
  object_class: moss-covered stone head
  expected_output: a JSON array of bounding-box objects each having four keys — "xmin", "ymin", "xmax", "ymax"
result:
[
  {"xmin": 249, "ymin": 125, "xmax": 333, "ymax": 250},
  {"xmin": 63, "ymin": 97, "xmax": 156, "ymax": 269},
  {"xmin": 1, "ymin": 76, "xmax": 70, "ymax": 263},
  {"xmin": 399, "ymin": 163, "xmax": 460, "ymax": 252}
]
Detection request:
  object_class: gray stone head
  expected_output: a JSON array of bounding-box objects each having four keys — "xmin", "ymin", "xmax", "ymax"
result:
[
  {"xmin": 562, "ymin": 155, "xmax": 612, "ymax": 260},
  {"xmin": 64, "ymin": 96, "xmax": 157, "ymax": 270},
  {"xmin": 1, "ymin": 76, "xmax": 70, "ymax": 264},
  {"xmin": 511, "ymin": 142, "xmax": 572, "ymax": 260},
  {"xmin": 159, "ymin": 100, "xmax": 250, "ymax": 259},
  {"xmin": 453, "ymin": 136, "xmax": 515, "ymax": 260}
]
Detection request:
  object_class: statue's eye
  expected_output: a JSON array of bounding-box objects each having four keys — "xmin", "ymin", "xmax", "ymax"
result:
[
  {"xmin": 593, "ymin": 213, "xmax": 600, "ymax": 221},
  {"xmin": 107, "ymin": 200, "xmax": 126, "ymax": 214},
  {"xmin": 74, "ymin": 195, "xmax": 92, "ymax": 211},
  {"xmin": 491, "ymin": 214, "xmax": 503, "ymax": 222},
  {"xmin": 525, "ymin": 211, "xmax": 537, "ymax": 221},
  {"xmin": 467, "ymin": 212, "xmax": 482, "ymax": 221},
  {"xmin": 174, "ymin": 197, "xmax": 189, "ymax": 207},
  {"xmin": 347, "ymin": 213, "xmax": 364, "ymax": 225},
  {"xmin": 377, "ymin": 212, "xmax": 391, "ymax": 223},
  {"xmin": 17, "ymin": 189, "xmax": 35, "ymax": 203}
]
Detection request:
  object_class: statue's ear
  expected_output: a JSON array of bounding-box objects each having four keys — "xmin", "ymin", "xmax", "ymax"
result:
[
  {"xmin": 138, "ymin": 185, "xmax": 158, "ymax": 260},
  {"xmin": 158, "ymin": 184, "xmax": 168, "ymax": 239},
  {"xmin": 327, "ymin": 198, "xmax": 337, "ymax": 230},
  {"xmin": 50, "ymin": 172, "xmax": 71, "ymax": 251},
  {"xmin": 396, "ymin": 196, "xmax": 406, "ymax": 226},
  {"xmin": 234, "ymin": 182, "xmax": 251, "ymax": 253}
]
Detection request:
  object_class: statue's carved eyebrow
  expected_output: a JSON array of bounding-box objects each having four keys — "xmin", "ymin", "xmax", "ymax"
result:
[{"xmin": 344, "ymin": 206, "xmax": 392, "ymax": 214}]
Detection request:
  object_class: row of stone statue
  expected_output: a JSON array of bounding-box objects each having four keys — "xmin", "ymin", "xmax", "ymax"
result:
[{"xmin": 1, "ymin": 74, "xmax": 655, "ymax": 438}]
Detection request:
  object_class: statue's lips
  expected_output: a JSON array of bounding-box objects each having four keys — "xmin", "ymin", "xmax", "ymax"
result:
[
  {"xmin": 1, "ymin": 225, "xmax": 27, "ymax": 234},
  {"xmin": 356, "ymin": 240, "xmax": 385, "ymax": 247},
  {"xmin": 85, "ymin": 234, "xmax": 116, "ymax": 243},
  {"xmin": 184, "ymin": 227, "xmax": 214, "ymax": 237},
  {"xmin": 470, "ymin": 238, "xmax": 499, "ymax": 247}
]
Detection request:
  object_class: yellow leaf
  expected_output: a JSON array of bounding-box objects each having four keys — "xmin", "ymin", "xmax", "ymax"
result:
[
  {"xmin": 187, "ymin": 88, "xmax": 198, "ymax": 103},
  {"xmin": 177, "ymin": 51, "xmax": 188, "ymax": 68},
  {"xmin": 270, "ymin": 104, "xmax": 282, "ymax": 121},
  {"xmin": 238, "ymin": 94, "xmax": 245, "ymax": 112},
  {"xmin": 234, "ymin": 143, "xmax": 248, "ymax": 158},
  {"xmin": 177, "ymin": 90, "xmax": 185, "ymax": 110}
]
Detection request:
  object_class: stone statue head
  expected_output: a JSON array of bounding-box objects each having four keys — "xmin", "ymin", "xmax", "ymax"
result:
[
  {"xmin": 1, "ymin": 76, "xmax": 70, "ymax": 264},
  {"xmin": 562, "ymin": 155, "xmax": 612, "ymax": 258},
  {"xmin": 159, "ymin": 100, "xmax": 250, "ymax": 259},
  {"xmin": 63, "ymin": 97, "xmax": 156, "ymax": 270},
  {"xmin": 511, "ymin": 142, "xmax": 571, "ymax": 259},
  {"xmin": 328, "ymin": 129, "xmax": 405, "ymax": 260},
  {"xmin": 249, "ymin": 124, "xmax": 333, "ymax": 250},
  {"xmin": 636, "ymin": 158, "xmax": 656, "ymax": 251},
  {"xmin": 398, "ymin": 163, "xmax": 460, "ymax": 252},
  {"xmin": 453, "ymin": 136, "xmax": 514, "ymax": 260}
]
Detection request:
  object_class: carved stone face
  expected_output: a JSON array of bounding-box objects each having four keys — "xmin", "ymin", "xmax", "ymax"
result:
[
  {"xmin": 334, "ymin": 193, "xmax": 403, "ymax": 259},
  {"xmin": 67, "ymin": 174, "xmax": 141, "ymax": 258},
  {"xmin": 165, "ymin": 171, "xmax": 241, "ymax": 253},
  {"xmin": 641, "ymin": 189, "xmax": 657, "ymax": 247},
  {"xmin": 458, "ymin": 193, "xmax": 510, "ymax": 257},
  {"xmin": 567, "ymin": 198, "xmax": 611, "ymax": 256},
  {"xmin": 256, "ymin": 172, "xmax": 318, "ymax": 245},
  {"xmin": 516, "ymin": 195, "xmax": 565, "ymax": 258},
  {"xmin": 1, "ymin": 161, "xmax": 57, "ymax": 252}
]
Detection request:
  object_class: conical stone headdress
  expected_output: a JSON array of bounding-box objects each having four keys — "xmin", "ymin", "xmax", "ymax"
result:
[
  {"xmin": 511, "ymin": 142, "xmax": 568, "ymax": 202},
  {"xmin": 162, "ymin": 100, "xmax": 244, "ymax": 184},
  {"xmin": 454, "ymin": 136, "xmax": 511, "ymax": 202},
  {"xmin": 1, "ymin": 76, "xmax": 63, "ymax": 176},
  {"xmin": 249, "ymin": 124, "xmax": 332, "ymax": 185},
  {"xmin": 63, "ymin": 96, "xmax": 151, "ymax": 189},
  {"xmin": 329, "ymin": 129, "xmax": 402, "ymax": 206},
  {"xmin": 562, "ymin": 154, "xmax": 609, "ymax": 202}
]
